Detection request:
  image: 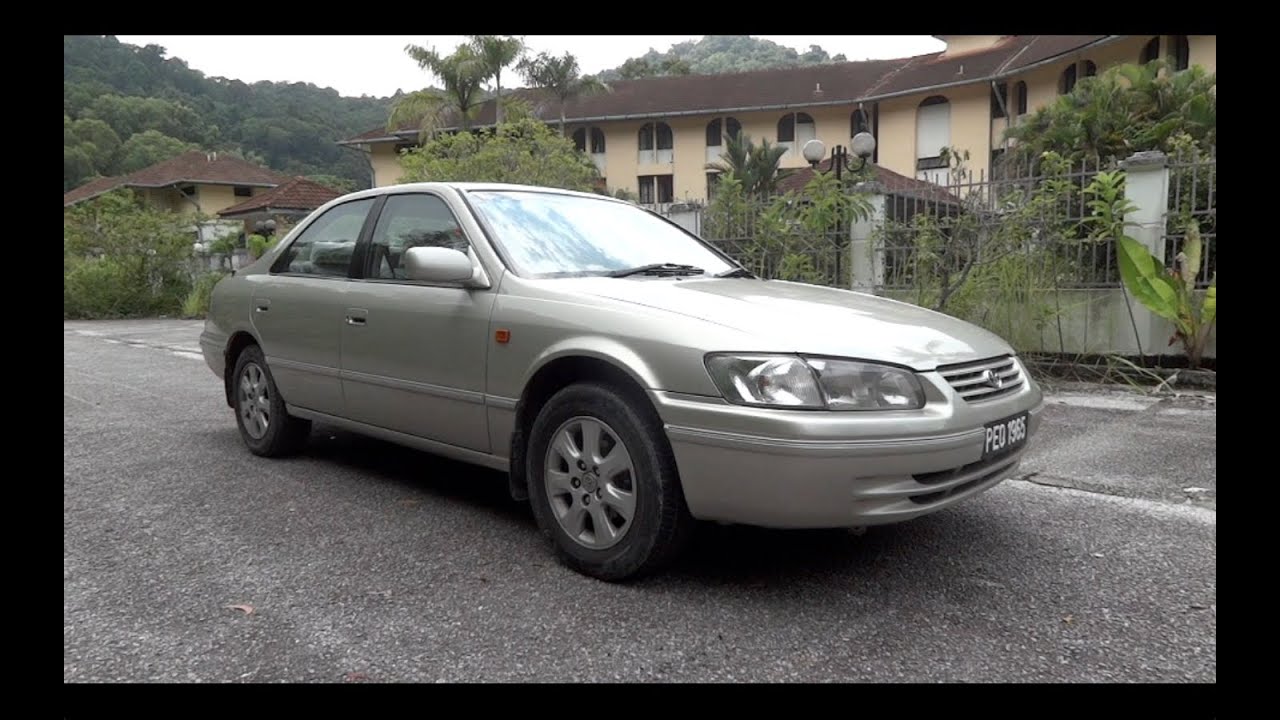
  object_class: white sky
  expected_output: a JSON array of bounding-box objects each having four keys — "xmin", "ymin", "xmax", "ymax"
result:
[{"xmin": 115, "ymin": 35, "xmax": 945, "ymax": 98}]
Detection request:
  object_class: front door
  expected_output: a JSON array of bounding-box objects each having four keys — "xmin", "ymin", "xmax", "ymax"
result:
[
  {"xmin": 250, "ymin": 197, "xmax": 377, "ymax": 416},
  {"xmin": 339, "ymin": 192, "xmax": 496, "ymax": 452}
]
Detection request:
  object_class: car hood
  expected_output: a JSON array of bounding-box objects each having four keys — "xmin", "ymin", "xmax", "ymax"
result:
[{"xmin": 548, "ymin": 277, "xmax": 1015, "ymax": 371}]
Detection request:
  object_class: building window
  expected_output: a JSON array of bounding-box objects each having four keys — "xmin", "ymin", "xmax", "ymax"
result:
[
  {"xmin": 1082, "ymin": 60, "xmax": 1097, "ymax": 78},
  {"xmin": 990, "ymin": 82, "xmax": 1008, "ymax": 119},
  {"xmin": 1059, "ymin": 64, "xmax": 1078, "ymax": 95},
  {"xmin": 233, "ymin": 186, "xmax": 253, "ymax": 198},
  {"xmin": 776, "ymin": 112, "xmax": 816, "ymax": 151},
  {"xmin": 394, "ymin": 142, "xmax": 416, "ymax": 154},
  {"xmin": 915, "ymin": 95, "xmax": 950, "ymax": 171},
  {"xmin": 638, "ymin": 122, "xmax": 674, "ymax": 164},
  {"xmin": 705, "ymin": 117, "xmax": 742, "ymax": 147},
  {"xmin": 572, "ymin": 128, "xmax": 588, "ymax": 152},
  {"xmin": 1015, "ymin": 81, "xmax": 1028, "ymax": 115},
  {"xmin": 178, "ymin": 184, "xmax": 197, "ymax": 198},
  {"xmin": 1141, "ymin": 36, "xmax": 1160, "ymax": 64},
  {"xmin": 590, "ymin": 127, "xmax": 606, "ymax": 154},
  {"xmin": 1170, "ymin": 35, "xmax": 1190, "ymax": 71},
  {"xmin": 637, "ymin": 174, "xmax": 674, "ymax": 204},
  {"xmin": 707, "ymin": 171, "xmax": 721, "ymax": 200}
]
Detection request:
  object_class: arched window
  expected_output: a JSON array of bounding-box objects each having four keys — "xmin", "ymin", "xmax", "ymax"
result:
[
  {"xmin": 1015, "ymin": 81, "xmax": 1028, "ymax": 115},
  {"xmin": 589, "ymin": 127, "xmax": 606, "ymax": 154},
  {"xmin": 1141, "ymin": 36, "xmax": 1160, "ymax": 65},
  {"xmin": 638, "ymin": 121, "xmax": 674, "ymax": 163},
  {"xmin": 1082, "ymin": 60, "xmax": 1097, "ymax": 78},
  {"xmin": 777, "ymin": 112, "xmax": 816, "ymax": 152},
  {"xmin": 1170, "ymin": 35, "xmax": 1190, "ymax": 71},
  {"xmin": 990, "ymin": 82, "xmax": 1008, "ymax": 119},
  {"xmin": 706, "ymin": 117, "xmax": 741, "ymax": 162},
  {"xmin": 852, "ymin": 108, "xmax": 871, "ymax": 135},
  {"xmin": 725, "ymin": 117, "xmax": 741, "ymax": 142},
  {"xmin": 916, "ymin": 96, "xmax": 950, "ymax": 176},
  {"xmin": 572, "ymin": 128, "xmax": 587, "ymax": 153},
  {"xmin": 1059, "ymin": 64, "xmax": 1078, "ymax": 95},
  {"xmin": 705, "ymin": 118, "xmax": 722, "ymax": 147}
]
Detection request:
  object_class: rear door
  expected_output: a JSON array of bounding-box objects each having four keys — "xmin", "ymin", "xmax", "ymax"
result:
[{"xmin": 250, "ymin": 197, "xmax": 379, "ymax": 416}]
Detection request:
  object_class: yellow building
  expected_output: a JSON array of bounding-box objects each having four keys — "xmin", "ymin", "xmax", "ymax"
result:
[
  {"xmin": 63, "ymin": 150, "xmax": 290, "ymax": 215},
  {"xmin": 340, "ymin": 35, "xmax": 1216, "ymax": 203}
]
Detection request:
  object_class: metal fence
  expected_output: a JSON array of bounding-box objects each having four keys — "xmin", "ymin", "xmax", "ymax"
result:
[{"xmin": 1164, "ymin": 148, "xmax": 1216, "ymax": 288}]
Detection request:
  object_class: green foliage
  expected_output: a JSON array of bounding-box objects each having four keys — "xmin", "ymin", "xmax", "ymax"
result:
[
  {"xmin": 702, "ymin": 170, "xmax": 871, "ymax": 283},
  {"xmin": 64, "ymin": 35, "xmax": 392, "ymax": 192},
  {"xmin": 705, "ymin": 133, "xmax": 792, "ymax": 198},
  {"xmin": 63, "ymin": 189, "xmax": 197, "ymax": 318},
  {"xmin": 1003, "ymin": 61, "xmax": 1216, "ymax": 168},
  {"xmin": 181, "ymin": 270, "xmax": 228, "ymax": 318},
  {"xmin": 115, "ymin": 130, "xmax": 195, "ymax": 174},
  {"xmin": 597, "ymin": 36, "xmax": 846, "ymax": 80},
  {"xmin": 518, "ymin": 52, "xmax": 609, "ymax": 132},
  {"xmin": 404, "ymin": 43, "xmax": 489, "ymax": 131},
  {"xmin": 304, "ymin": 174, "xmax": 357, "ymax": 194},
  {"xmin": 399, "ymin": 115, "xmax": 599, "ymax": 191},
  {"xmin": 470, "ymin": 35, "xmax": 526, "ymax": 124},
  {"xmin": 247, "ymin": 233, "xmax": 279, "ymax": 259},
  {"xmin": 1082, "ymin": 171, "xmax": 1215, "ymax": 367}
]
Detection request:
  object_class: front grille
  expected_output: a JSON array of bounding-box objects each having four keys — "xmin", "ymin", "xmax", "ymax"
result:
[
  {"xmin": 908, "ymin": 452, "xmax": 1022, "ymax": 505},
  {"xmin": 937, "ymin": 355, "xmax": 1024, "ymax": 403}
]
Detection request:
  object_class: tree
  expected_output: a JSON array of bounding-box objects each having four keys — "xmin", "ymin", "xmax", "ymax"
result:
[
  {"xmin": 67, "ymin": 118, "xmax": 122, "ymax": 174},
  {"xmin": 403, "ymin": 43, "xmax": 488, "ymax": 131},
  {"xmin": 399, "ymin": 112, "xmax": 599, "ymax": 192},
  {"xmin": 116, "ymin": 130, "xmax": 194, "ymax": 174},
  {"xmin": 1003, "ymin": 60, "xmax": 1216, "ymax": 168},
  {"xmin": 705, "ymin": 133, "xmax": 792, "ymax": 197},
  {"xmin": 470, "ymin": 35, "xmax": 525, "ymax": 124},
  {"xmin": 618, "ymin": 57, "xmax": 692, "ymax": 80},
  {"xmin": 518, "ymin": 52, "xmax": 609, "ymax": 135},
  {"xmin": 306, "ymin": 174, "xmax": 358, "ymax": 194},
  {"xmin": 387, "ymin": 90, "xmax": 449, "ymax": 141},
  {"xmin": 64, "ymin": 145, "xmax": 95, "ymax": 191}
]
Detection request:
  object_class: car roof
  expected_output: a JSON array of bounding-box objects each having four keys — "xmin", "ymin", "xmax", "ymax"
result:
[{"xmin": 335, "ymin": 181, "xmax": 626, "ymax": 205}]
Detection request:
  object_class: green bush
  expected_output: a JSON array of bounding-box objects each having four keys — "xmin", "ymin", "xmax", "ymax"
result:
[
  {"xmin": 181, "ymin": 271, "xmax": 228, "ymax": 319},
  {"xmin": 64, "ymin": 256, "xmax": 189, "ymax": 319},
  {"xmin": 247, "ymin": 233, "xmax": 277, "ymax": 260}
]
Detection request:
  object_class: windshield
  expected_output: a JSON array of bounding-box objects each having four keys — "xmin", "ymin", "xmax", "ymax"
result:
[{"xmin": 465, "ymin": 190, "xmax": 735, "ymax": 278}]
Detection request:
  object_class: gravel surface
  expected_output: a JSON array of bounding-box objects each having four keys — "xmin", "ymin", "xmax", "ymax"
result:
[{"xmin": 64, "ymin": 320, "xmax": 1216, "ymax": 683}]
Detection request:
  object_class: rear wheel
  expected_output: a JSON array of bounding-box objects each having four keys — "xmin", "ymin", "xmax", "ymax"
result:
[
  {"xmin": 526, "ymin": 382, "xmax": 694, "ymax": 581},
  {"xmin": 232, "ymin": 345, "xmax": 311, "ymax": 457}
]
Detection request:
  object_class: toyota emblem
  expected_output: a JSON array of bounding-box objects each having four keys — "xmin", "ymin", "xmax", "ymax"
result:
[{"xmin": 982, "ymin": 369, "xmax": 1004, "ymax": 389}]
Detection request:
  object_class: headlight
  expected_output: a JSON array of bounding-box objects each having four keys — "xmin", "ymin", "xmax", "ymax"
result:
[{"xmin": 704, "ymin": 354, "xmax": 925, "ymax": 411}]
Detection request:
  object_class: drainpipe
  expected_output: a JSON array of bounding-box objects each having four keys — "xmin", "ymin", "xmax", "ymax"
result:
[{"xmin": 991, "ymin": 80, "xmax": 1013, "ymax": 151}]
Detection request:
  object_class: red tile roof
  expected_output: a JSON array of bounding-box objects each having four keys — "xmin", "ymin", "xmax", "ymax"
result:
[
  {"xmin": 777, "ymin": 160, "xmax": 961, "ymax": 205},
  {"xmin": 342, "ymin": 35, "xmax": 1120, "ymax": 144},
  {"xmin": 218, "ymin": 176, "xmax": 343, "ymax": 217},
  {"xmin": 64, "ymin": 151, "xmax": 291, "ymax": 207}
]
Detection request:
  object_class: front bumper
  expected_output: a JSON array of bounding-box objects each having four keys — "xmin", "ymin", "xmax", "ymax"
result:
[{"xmin": 654, "ymin": 365, "xmax": 1045, "ymax": 529}]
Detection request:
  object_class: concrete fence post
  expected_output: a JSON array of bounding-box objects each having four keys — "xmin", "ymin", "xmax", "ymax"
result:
[
  {"xmin": 849, "ymin": 182, "xmax": 887, "ymax": 293},
  {"xmin": 1118, "ymin": 151, "xmax": 1170, "ymax": 357}
]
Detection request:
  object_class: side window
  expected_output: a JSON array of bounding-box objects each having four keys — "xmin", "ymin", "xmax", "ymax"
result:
[
  {"xmin": 275, "ymin": 198, "xmax": 375, "ymax": 277},
  {"xmin": 367, "ymin": 194, "xmax": 470, "ymax": 281}
]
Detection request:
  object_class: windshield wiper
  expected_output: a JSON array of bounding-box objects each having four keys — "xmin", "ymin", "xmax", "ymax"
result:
[
  {"xmin": 714, "ymin": 267, "xmax": 755, "ymax": 278},
  {"xmin": 607, "ymin": 263, "xmax": 706, "ymax": 278}
]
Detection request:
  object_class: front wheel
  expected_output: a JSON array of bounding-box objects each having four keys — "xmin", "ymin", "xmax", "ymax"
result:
[
  {"xmin": 232, "ymin": 345, "xmax": 311, "ymax": 457},
  {"xmin": 526, "ymin": 382, "xmax": 694, "ymax": 581}
]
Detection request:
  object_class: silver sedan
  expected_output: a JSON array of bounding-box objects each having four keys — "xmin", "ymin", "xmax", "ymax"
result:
[{"xmin": 201, "ymin": 182, "xmax": 1045, "ymax": 581}]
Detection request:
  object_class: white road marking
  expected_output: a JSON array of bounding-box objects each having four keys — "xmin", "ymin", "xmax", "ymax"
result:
[
  {"xmin": 171, "ymin": 351, "xmax": 204, "ymax": 361},
  {"xmin": 1043, "ymin": 393, "xmax": 1157, "ymax": 412},
  {"xmin": 63, "ymin": 391, "xmax": 96, "ymax": 407},
  {"xmin": 64, "ymin": 366, "xmax": 167, "ymax": 399},
  {"xmin": 1005, "ymin": 478, "xmax": 1216, "ymax": 525}
]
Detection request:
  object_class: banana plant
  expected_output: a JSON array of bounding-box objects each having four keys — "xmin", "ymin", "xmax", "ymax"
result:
[
  {"xmin": 1116, "ymin": 219, "xmax": 1216, "ymax": 368},
  {"xmin": 1083, "ymin": 171, "xmax": 1216, "ymax": 368}
]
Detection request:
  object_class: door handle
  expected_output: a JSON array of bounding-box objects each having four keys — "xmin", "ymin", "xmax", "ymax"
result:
[
  {"xmin": 345, "ymin": 308, "xmax": 368, "ymax": 326},
  {"xmin": 254, "ymin": 300, "xmax": 271, "ymax": 313}
]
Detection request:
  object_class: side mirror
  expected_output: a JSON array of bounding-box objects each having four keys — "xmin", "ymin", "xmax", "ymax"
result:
[{"xmin": 403, "ymin": 246, "xmax": 476, "ymax": 284}]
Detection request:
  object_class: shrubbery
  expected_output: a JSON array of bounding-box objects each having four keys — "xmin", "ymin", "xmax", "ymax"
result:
[{"xmin": 64, "ymin": 189, "xmax": 197, "ymax": 319}]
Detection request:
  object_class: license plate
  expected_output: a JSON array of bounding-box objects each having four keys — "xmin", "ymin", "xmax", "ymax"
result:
[{"xmin": 982, "ymin": 412, "xmax": 1028, "ymax": 460}]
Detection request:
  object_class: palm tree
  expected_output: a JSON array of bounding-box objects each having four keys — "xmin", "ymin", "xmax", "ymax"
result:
[
  {"xmin": 518, "ymin": 52, "xmax": 608, "ymax": 135},
  {"xmin": 403, "ymin": 43, "xmax": 488, "ymax": 131},
  {"xmin": 469, "ymin": 35, "xmax": 525, "ymax": 125},
  {"xmin": 706, "ymin": 133, "xmax": 792, "ymax": 197},
  {"xmin": 387, "ymin": 89, "xmax": 449, "ymax": 142}
]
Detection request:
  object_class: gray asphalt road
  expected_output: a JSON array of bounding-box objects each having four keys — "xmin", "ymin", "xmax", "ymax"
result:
[{"xmin": 64, "ymin": 320, "xmax": 1216, "ymax": 683}]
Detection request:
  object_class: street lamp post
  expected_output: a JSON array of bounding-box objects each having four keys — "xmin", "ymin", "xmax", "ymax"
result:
[{"xmin": 801, "ymin": 131, "xmax": 877, "ymax": 287}]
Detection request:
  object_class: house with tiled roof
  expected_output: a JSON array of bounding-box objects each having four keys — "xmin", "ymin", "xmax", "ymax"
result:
[
  {"xmin": 63, "ymin": 150, "xmax": 291, "ymax": 216},
  {"xmin": 217, "ymin": 176, "xmax": 343, "ymax": 237},
  {"xmin": 339, "ymin": 34, "xmax": 1216, "ymax": 204}
]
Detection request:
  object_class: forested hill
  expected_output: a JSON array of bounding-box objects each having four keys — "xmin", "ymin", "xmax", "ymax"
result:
[
  {"xmin": 63, "ymin": 35, "xmax": 395, "ymax": 192},
  {"xmin": 596, "ymin": 35, "xmax": 848, "ymax": 80}
]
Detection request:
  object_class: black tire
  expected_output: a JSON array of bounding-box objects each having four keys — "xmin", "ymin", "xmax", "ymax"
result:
[
  {"xmin": 231, "ymin": 344, "xmax": 311, "ymax": 457},
  {"xmin": 526, "ymin": 382, "xmax": 694, "ymax": 581}
]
